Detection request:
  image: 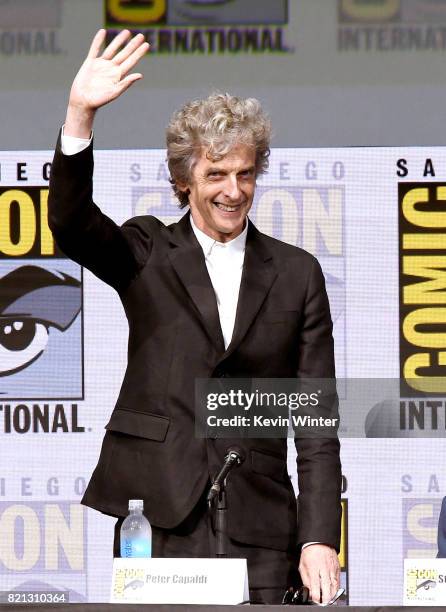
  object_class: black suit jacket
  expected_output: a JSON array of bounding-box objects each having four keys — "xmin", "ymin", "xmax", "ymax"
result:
[{"xmin": 48, "ymin": 136, "xmax": 342, "ymax": 553}]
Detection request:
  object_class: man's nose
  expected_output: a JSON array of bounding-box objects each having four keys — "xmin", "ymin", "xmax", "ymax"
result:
[{"xmin": 223, "ymin": 175, "xmax": 242, "ymax": 200}]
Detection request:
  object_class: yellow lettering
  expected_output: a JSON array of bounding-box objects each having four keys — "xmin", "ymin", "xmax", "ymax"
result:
[
  {"xmin": 403, "ymin": 187, "xmax": 446, "ymax": 228},
  {"xmin": 255, "ymin": 189, "xmax": 299, "ymax": 246},
  {"xmin": 108, "ymin": 0, "xmax": 166, "ymax": 24},
  {"xmin": 338, "ymin": 500, "xmax": 347, "ymax": 569},
  {"xmin": 0, "ymin": 505, "xmax": 40, "ymax": 571},
  {"xmin": 39, "ymin": 189, "xmax": 55, "ymax": 255},
  {"xmin": 302, "ymin": 188, "xmax": 343, "ymax": 255},
  {"xmin": 341, "ymin": 0, "xmax": 399, "ymax": 21},
  {"xmin": 403, "ymin": 256, "xmax": 446, "ymax": 304},
  {"xmin": 0, "ymin": 190, "xmax": 36, "ymax": 256},
  {"xmin": 45, "ymin": 504, "xmax": 84, "ymax": 570},
  {"xmin": 404, "ymin": 352, "xmax": 446, "ymax": 393},
  {"xmin": 403, "ymin": 308, "xmax": 446, "ymax": 348},
  {"xmin": 403, "ymin": 233, "xmax": 446, "ymax": 250},
  {"xmin": 417, "ymin": 569, "xmax": 437, "ymax": 579}
]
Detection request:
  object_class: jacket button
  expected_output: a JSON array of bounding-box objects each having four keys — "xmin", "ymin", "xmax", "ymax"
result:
[{"xmin": 214, "ymin": 368, "xmax": 226, "ymax": 378}]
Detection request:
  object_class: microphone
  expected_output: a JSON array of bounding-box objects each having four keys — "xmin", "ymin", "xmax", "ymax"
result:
[{"xmin": 207, "ymin": 447, "xmax": 245, "ymax": 505}]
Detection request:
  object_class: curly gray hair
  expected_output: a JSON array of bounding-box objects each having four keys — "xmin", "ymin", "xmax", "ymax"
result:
[{"xmin": 166, "ymin": 92, "xmax": 271, "ymax": 208}]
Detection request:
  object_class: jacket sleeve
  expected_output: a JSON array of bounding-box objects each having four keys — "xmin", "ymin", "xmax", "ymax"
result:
[
  {"xmin": 294, "ymin": 257, "xmax": 342, "ymax": 551},
  {"xmin": 48, "ymin": 131, "xmax": 152, "ymax": 293}
]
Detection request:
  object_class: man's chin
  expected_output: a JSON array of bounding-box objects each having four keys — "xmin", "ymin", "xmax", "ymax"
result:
[
  {"xmin": 216, "ymin": 221, "xmax": 244, "ymax": 236},
  {"xmin": 214, "ymin": 214, "xmax": 246, "ymax": 231}
]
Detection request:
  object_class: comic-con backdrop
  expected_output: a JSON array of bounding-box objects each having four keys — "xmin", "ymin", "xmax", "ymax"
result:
[{"xmin": 0, "ymin": 146, "xmax": 445, "ymax": 604}]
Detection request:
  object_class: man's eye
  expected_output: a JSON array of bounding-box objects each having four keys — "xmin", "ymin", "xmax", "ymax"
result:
[{"xmin": 0, "ymin": 319, "xmax": 49, "ymax": 376}]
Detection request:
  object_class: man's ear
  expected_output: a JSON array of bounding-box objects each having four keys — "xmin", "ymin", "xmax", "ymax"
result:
[{"xmin": 176, "ymin": 181, "xmax": 189, "ymax": 194}]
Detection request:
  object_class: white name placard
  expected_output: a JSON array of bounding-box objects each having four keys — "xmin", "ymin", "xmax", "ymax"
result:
[
  {"xmin": 110, "ymin": 557, "xmax": 249, "ymax": 605},
  {"xmin": 404, "ymin": 558, "xmax": 446, "ymax": 606}
]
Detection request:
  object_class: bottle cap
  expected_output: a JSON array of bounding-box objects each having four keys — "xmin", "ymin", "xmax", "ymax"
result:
[{"xmin": 128, "ymin": 499, "xmax": 144, "ymax": 511}]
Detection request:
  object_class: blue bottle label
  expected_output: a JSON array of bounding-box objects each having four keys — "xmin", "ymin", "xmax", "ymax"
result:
[{"xmin": 120, "ymin": 537, "xmax": 151, "ymax": 558}]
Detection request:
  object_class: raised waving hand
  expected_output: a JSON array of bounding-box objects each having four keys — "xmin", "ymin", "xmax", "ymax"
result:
[{"xmin": 65, "ymin": 29, "xmax": 149, "ymax": 138}]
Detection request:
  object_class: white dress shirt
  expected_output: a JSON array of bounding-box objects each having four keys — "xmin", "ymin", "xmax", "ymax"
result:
[
  {"xmin": 190, "ymin": 216, "xmax": 247, "ymax": 349},
  {"xmin": 61, "ymin": 127, "xmax": 92, "ymax": 155}
]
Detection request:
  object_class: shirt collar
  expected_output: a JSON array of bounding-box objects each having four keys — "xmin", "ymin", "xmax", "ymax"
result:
[{"xmin": 190, "ymin": 214, "xmax": 248, "ymax": 258}]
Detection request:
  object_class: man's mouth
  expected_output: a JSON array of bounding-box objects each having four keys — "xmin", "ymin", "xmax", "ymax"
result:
[{"xmin": 213, "ymin": 202, "xmax": 242, "ymax": 212}]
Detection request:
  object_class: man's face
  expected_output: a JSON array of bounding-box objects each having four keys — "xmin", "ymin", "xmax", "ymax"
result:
[{"xmin": 181, "ymin": 143, "xmax": 257, "ymax": 242}]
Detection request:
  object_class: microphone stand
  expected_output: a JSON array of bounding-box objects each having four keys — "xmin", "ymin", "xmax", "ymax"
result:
[
  {"xmin": 207, "ymin": 447, "xmax": 245, "ymax": 558},
  {"xmin": 215, "ymin": 484, "xmax": 228, "ymax": 557}
]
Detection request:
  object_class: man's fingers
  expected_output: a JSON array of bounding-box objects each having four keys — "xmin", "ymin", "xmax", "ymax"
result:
[
  {"xmin": 298, "ymin": 563, "xmax": 309, "ymax": 589},
  {"xmin": 334, "ymin": 563, "xmax": 341, "ymax": 586},
  {"xmin": 101, "ymin": 29, "xmax": 132, "ymax": 59},
  {"xmin": 328, "ymin": 553, "xmax": 340, "ymax": 591},
  {"xmin": 120, "ymin": 42, "xmax": 150, "ymax": 76},
  {"xmin": 113, "ymin": 33, "xmax": 146, "ymax": 65},
  {"xmin": 87, "ymin": 29, "xmax": 106, "ymax": 58},
  {"xmin": 308, "ymin": 571, "xmax": 321, "ymax": 604},
  {"xmin": 298, "ymin": 544, "xmax": 341, "ymax": 604},
  {"xmin": 115, "ymin": 73, "xmax": 143, "ymax": 96},
  {"xmin": 299, "ymin": 560, "xmax": 320, "ymax": 604},
  {"xmin": 322, "ymin": 554, "xmax": 340, "ymax": 603},
  {"xmin": 320, "ymin": 572, "xmax": 334, "ymax": 604}
]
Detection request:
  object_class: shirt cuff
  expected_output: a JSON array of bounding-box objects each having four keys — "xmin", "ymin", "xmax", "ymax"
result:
[
  {"xmin": 301, "ymin": 542, "xmax": 322, "ymax": 550},
  {"xmin": 61, "ymin": 125, "xmax": 92, "ymax": 156}
]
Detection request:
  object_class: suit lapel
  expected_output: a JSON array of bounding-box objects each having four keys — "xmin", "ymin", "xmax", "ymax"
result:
[
  {"xmin": 219, "ymin": 220, "xmax": 277, "ymax": 362},
  {"xmin": 167, "ymin": 214, "xmax": 277, "ymax": 360},
  {"xmin": 167, "ymin": 213, "xmax": 225, "ymax": 352}
]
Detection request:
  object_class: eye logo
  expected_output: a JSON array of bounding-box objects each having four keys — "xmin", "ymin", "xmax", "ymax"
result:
[
  {"xmin": 0, "ymin": 184, "xmax": 84, "ymax": 401},
  {"xmin": 1, "ymin": 320, "xmax": 49, "ymax": 376},
  {"xmin": 0, "ymin": 266, "xmax": 81, "ymax": 377}
]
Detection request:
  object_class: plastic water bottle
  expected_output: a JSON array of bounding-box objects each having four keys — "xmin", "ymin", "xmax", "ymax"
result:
[{"xmin": 120, "ymin": 499, "xmax": 152, "ymax": 558}]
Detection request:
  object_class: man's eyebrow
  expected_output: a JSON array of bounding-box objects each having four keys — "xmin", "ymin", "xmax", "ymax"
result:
[
  {"xmin": 205, "ymin": 166, "xmax": 226, "ymax": 174},
  {"xmin": 205, "ymin": 165, "xmax": 256, "ymax": 174}
]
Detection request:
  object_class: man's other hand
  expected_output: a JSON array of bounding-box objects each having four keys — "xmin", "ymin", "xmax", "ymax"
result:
[{"xmin": 299, "ymin": 543, "xmax": 340, "ymax": 604}]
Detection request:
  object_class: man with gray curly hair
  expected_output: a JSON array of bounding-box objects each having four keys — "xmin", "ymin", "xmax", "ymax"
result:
[
  {"xmin": 48, "ymin": 30, "xmax": 342, "ymax": 605},
  {"xmin": 166, "ymin": 93, "xmax": 271, "ymax": 210}
]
